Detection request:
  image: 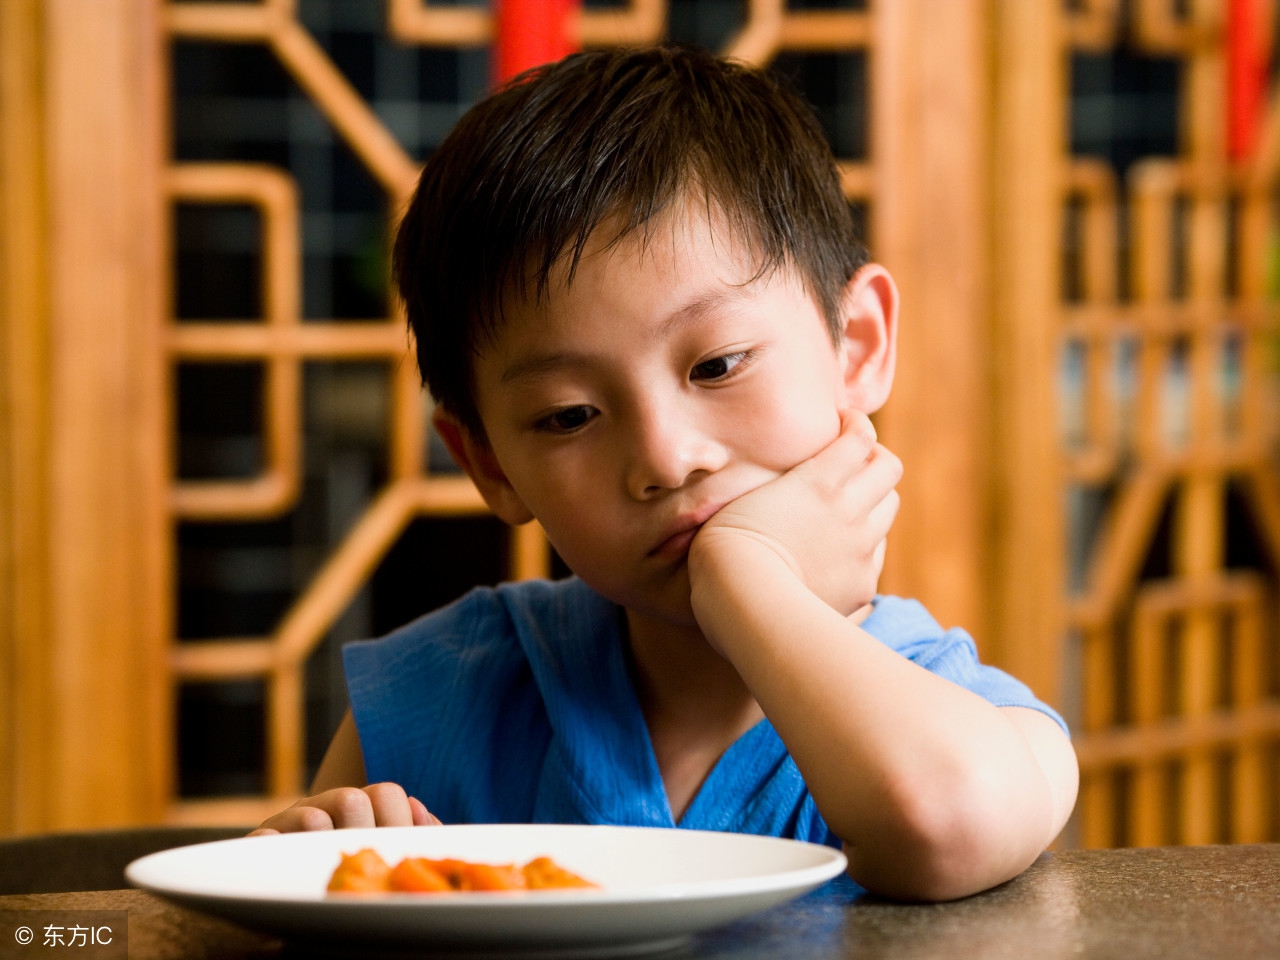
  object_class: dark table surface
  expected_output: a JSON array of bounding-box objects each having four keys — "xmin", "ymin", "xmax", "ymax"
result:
[{"xmin": 0, "ymin": 844, "xmax": 1276, "ymax": 959}]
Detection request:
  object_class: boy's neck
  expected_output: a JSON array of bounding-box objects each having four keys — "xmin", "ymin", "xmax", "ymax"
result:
[
  {"xmin": 622, "ymin": 608, "xmax": 759, "ymax": 720},
  {"xmin": 623, "ymin": 607, "xmax": 765, "ymax": 821}
]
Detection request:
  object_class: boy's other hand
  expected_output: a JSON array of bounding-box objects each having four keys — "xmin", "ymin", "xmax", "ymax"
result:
[
  {"xmin": 247, "ymin": 782, "xmax": 440, "ymax": 835},
  {"xmin": 690, "ymin": 410, "xmax": 901, "ymax": 619}
]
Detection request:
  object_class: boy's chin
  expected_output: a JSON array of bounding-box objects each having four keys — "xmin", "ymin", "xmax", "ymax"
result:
[
  {"xmin": 587, "ymin": 572, "xmax": 703, "ymax": 634},
  {"xmin": 621, "ymin": 600, "xmax": 705, "ymax": 642}
]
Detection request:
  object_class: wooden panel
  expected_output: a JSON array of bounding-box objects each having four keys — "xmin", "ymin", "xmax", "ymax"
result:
[
  {"xmin": 0, "ymin": 0, "xmax": 169, "ymax": 833},
  {"xmin": 988, "ymin": 0, "xmax": 1068, "ymax": 700},
  {"xmin": 1058, "ymin": 0, "xmax": 1280, "ymax": 847},
  {"xmin": 872, "ymin": 0, "xmax": 993, "ymax": 651},
  {"xmin": 161, "ymin": 3, "xmax": 554, "ymax": 819},
  {"xmin": 724, "ymin": 2, "xmax": 870, "ymax": 63},
  {"xmin": 0, "ymin": 0, "xmax": 54, "ymax": 835},
  {"xmin": 384, "ymin": 0, "xmax": 666, "ymax": 48},
  {"xmin": 44, "ymin": 0, "xmax": 170, "ymax": 829}
]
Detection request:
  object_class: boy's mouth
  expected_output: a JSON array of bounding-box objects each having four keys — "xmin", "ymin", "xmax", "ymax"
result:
[
  {"xmin": 649, "ymin": 525, "xmax": 701, "ymax": 562},
  {"xmin": 648, "ymin": 504, "xmax": 726, "ymax": 560}
]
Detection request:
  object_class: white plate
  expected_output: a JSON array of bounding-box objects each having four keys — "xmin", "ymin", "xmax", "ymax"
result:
[{"xmin": 126, "ymin": 824, "xmax": 846, "ymax": 957}]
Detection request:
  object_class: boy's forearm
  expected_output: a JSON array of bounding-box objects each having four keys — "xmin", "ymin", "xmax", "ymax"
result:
[{"xmin": 690, "ymin": 544, "xmax": 1062, "ymax": 900}]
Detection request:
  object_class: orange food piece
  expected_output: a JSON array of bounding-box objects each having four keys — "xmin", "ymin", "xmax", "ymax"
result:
[
  {"xmin": 388, "ymin": 857, "xmax": 452, "ymax": 893},
  {"xmin": 522, "ymin": 856, "xmax": 597, "ymax": 889},
  {"xmin": 328, "ymin": 851, "xmax": 597, "ymax": 894},
  {"xmin": 390, "ymin": 858, "xmax": 526, "ymax": 892},
  {"xmin": 327, "ymin": 848, "xmax": 392, "ymax": 893},
  {"xmin": 448, "ymin": 860, "xmax": 527, "ymax": 891},
  {"xmin": 423, "ymin": 858, "xmax": 473, "ymax": 891}
]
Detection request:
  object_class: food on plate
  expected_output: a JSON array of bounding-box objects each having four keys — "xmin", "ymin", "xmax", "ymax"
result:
[
  {"xmin": 327, "ymin": 849, "xmax": 598, "ymax": 893},
  {"xmin": 521, "ymin": 855, "xmax": 599, "ymax": 890},
  {"xmin": 326, "ymin": 847, "xmax": 392, "ymax": 892}
]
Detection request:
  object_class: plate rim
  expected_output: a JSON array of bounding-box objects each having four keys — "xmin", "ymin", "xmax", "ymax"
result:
[
  {"xmin": 125, "ymin": 822, "xmax": 849, "ymax": 954},
  {"xmin": 126, "ymin": 822, "xmax": 848, "ymax": 907}
]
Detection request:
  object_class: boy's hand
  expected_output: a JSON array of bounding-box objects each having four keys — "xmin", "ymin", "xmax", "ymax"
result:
[
  {"xmin": 248, "ymin": 782, "xmax": 440, "ymax": 835},
  {"xmin": 690, "ymin": 410, "xmax": 901, "ymax": 619}
]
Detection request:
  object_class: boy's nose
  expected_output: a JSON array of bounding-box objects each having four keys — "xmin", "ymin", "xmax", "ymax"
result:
[{"xmin": 624, "ymin": 403, "xmax": 728, "ymax": 500}]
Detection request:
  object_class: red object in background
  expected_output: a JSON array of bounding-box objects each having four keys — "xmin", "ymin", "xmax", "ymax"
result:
[
  {"xmin": 494, "ymin": 0, "xmax": 582, "ymax": 86},
  {"xmin": 1227, "ymin": 0, "xmax": 1272, "ymax": 161}
]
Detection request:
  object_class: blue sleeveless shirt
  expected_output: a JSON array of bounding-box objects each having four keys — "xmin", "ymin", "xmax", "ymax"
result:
[{"xmin": 343, "ymin": 577, "xmax": 1066, "ymax": 846}]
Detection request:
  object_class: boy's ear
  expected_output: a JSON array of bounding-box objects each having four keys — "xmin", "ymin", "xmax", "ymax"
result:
[
  {"xmin": 836, "ymin": 263, "xmax": 899, "ymax": 415},
  {"xmin": 431, "ymin": 408, "xmax": 536, "ymax": 527}
]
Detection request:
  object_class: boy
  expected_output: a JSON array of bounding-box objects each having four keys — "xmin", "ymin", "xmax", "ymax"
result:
[{"xmin": 253, "ymin": 44, "xmax": 1077, "ymax": 902}]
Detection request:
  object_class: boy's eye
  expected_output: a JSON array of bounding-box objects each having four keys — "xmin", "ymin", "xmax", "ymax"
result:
[
  {"xmin": 690, "ymin": 351, "xmax": 751, "ymax": 382},
  {"xmin": 535, "ymin": 405, "xmax": 597, "ymax": 434}
]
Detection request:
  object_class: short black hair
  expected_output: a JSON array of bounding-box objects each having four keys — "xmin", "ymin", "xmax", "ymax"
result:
[{"xmin": 393, "ymin": 43, "xmax": 868, "ymax": 437}]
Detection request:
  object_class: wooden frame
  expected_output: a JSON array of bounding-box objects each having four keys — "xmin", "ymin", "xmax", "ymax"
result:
[
  {"xmin": 0, "ymin": 0, "xmax": 169, "ymax": 833},
  {"xmin": 1054, "ymin": 0, "xmax": 1280, "ymax": 846},
  {"xmin": 988, "ymin": 0, "xmax": 1071, "ymax": 707},
  {"xmin": 873, "ymin": 0, "xmax": 997, "ymax": 660}
]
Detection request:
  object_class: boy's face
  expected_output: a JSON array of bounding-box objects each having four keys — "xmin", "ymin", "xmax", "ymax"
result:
[{"xmin": 455, "ymin": 203, "xmax": 878, "ymax": 628}]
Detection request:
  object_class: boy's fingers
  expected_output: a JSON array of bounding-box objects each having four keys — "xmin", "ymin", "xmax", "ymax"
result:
[
  {"xmin": 253, "ymin": 804, "xmax": 337, "ymax": 834},
  {"xmin": 865, "ymin": 486, "xmax": 901, "ymax": 543},
  {"xmin": 802, "ymin": 413, "xmax": 880, "ymax": 487},
  {"xmin": 249, "ymin": 783, "xmax": 432, "ymax": 835},
  {"xmin": 328, "ymin": 787, "xmax": 379, "ymax": 828},
  {"xmin": 870, "ymin": 536, "xmax": 888, "ymax": 581},
  {"xmin": 865, "ymin": 444, "xmax": 904, "ymax": 492},
  {"xmin": 409, "ymin": 795, "xmax": 441, "ymax": 826},
  {"xmin": 827, "ymin": 443, "xmax": 902, "ymax": 516},
  {"xmin": 363, "ymin": 782, "xmax": 416, "ymax": 827}
]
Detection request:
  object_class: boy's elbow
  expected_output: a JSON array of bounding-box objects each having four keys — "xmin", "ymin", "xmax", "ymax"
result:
[{"xmin": 843, "ymin": 770, "xmax": 1050, "ymax": 901}]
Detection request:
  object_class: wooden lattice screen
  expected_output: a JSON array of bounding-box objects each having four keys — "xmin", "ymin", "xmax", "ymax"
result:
[
  {"xmin": 9, "ymin": 0, "xmax": 1277, "ymax": 844},
  {"xmin": 1062, "ymin": 0, "xmax": 1280, "ymax": 846}
]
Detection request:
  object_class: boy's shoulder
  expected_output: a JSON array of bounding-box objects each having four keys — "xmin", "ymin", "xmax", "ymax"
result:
[
  {"xmin": 862, "ymin": 594, "xmax": 990, "ymax": 674},
  {"xmin": 345, "ymin": 576, "xmax": 614, "ymax": 670},
  {"xmin": 861, "ymin": 595, "xmax": 953, "ymax": 650},
  {"xmin": 342, "ymin": 576, "xmax": 638, "ymax": 822},
  {"xmin": 864, "ymin": 596, "xmax": 1069, "ymax": 735}
]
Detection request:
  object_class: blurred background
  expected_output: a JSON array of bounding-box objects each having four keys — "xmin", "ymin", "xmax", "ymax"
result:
[{"xmin": 2, "ymin": 0, "xmax": 1279, "ymax": 850}]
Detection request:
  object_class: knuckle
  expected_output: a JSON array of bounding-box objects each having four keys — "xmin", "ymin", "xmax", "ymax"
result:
[
  {"xmin": 297, "ymin": 806, "xmax": 335, "ymax": 831},
  {"xmin": 813, "ymin": 476, "xmax": 842, "ymax": 501},
  {"xmin": 875, "ymin": 446, "xmax": 903, "ymax": 481},
  {"xmin": 364, "ymin": 781, "xmax": 407, "ymax": 807},
  {"xmin": 330, "ymin": 786, "xmax": 371, "ymax": 818}
]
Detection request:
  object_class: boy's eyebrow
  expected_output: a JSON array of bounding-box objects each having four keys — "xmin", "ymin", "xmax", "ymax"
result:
[
  {"xmin": 500, "ymin": 350, "xmax": 592, "ymax": 385},
  {"xmin": 499, "ymin": 287, "xmax": 752, "ymax": 385},
  {"xmin": 657, "ymin": 287, "xmax": 749, "ymax": 335}
]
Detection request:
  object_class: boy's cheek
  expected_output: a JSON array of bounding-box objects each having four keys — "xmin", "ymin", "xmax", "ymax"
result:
[
  {"xmin": 717, "ymin": 458, "xmax": 821, "ymax": 514},
  {"xmin": 755, "ymin": 409, "xmax": 842, "ymax": 474}
]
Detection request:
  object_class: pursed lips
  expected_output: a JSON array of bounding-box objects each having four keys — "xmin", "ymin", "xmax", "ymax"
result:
[{"xmin": 648, "ymin": 503, "xmax": 727, "ymax": 560}]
